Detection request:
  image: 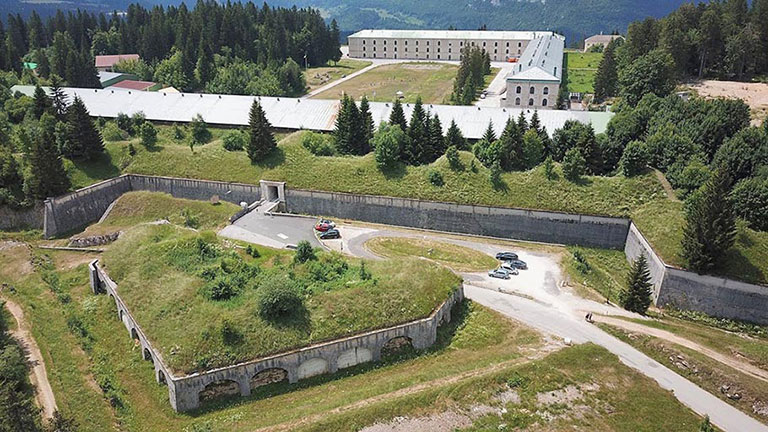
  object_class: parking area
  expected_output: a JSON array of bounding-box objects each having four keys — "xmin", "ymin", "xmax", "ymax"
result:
[{"xmin": 218, "ymin": 208, "xmax": 322, "ymax": 249}]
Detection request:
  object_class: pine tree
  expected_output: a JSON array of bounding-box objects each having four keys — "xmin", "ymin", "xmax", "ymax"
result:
[
  {"xmin": 49, "ymin": 75, "xmax": 67, "ymax": 121},
  {"xmin": 359, "ymin": 95, "xmax": 374, "ymax": 153},
  {"xmin": 428, "ymin": 114, "xmax": 444, "ymax": 162},
  {"xmin": 195, "ymin": 40, "xmax": 214, "ymax": 87},
  {"xmin": 33, "ymin": 85, "xmax": 51, "ymax": 119},
  {"xmin": 36, "ymin": 49, "xmax": 50, "ymax": 79},
  {"xmin": 682, "ymin": 167, "xmax": 737, "ymax": 272},
  {"xmin": 498, "ymin": 118, "xmax": 523, "ymax": 170},
  {"xmin": 522, "ymin": 129, "xmax": 545, "ymax": 169},
  {"xmin": 620, "ymin": 255, "xmax": 653, "ymax": 315},
  {"xmin": 445, "ymin": 120, "xmax": 467, "ymax": 150},
  {"xmin": 406, "ymin": 97, "xmax": 428, "ymax": 164},
  {"xmin": 389, "ymin": 98, "xmax": 407, "ymax": 131},
  {"xmin": 482, "ymin": 120, "xmax": 496, "ymax": 143},
  {"xmin": 334, "ymin": 95, "xmax": 354, "ymax": 154},
  {"xmin": 64, "ymin": 96, "xmax": 104, "ymax": 160},
  {"xmin": 247, "ymin": 99, "xmax": 276, "ymax": 162},
  {"xmin": 594, "ymin": 39, "xmax": 619, "ymax": 102},
  {"xmin": 25, "ymin": 114, "xmax": 70, "ymax": 199},
  {"xmin": 517, "ymin": 111, "xmax": 528, "ymax": 132}
]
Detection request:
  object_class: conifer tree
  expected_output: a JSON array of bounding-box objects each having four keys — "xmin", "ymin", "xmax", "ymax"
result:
[
  {"xmin": 64, "ymin": 96, "xmax": 104, "ymax": 160},
  {"xmin": 594, "ymin": 39, "xmax": 619, "ymax": 102},
  {"xmin": 517, "ymin": 111, "xmax": 528, "ymax": 132},
  {"xmin": 482, "ymin": 120, "xmax": 496, "ymax": 143},
  {"xmin": 498, "ymin": 118, "xmax": 523, "ymax": 170},
  {"xmin": 620, "ymin": 255, "xmax": 653, "ymax": 314},
  {"xmin": 334, "ymin": 94, "xmax": 352, "ymax": 153},
  {"xmin": 33, "ymin": 84, "xmax": 51, "ymax": 119},
  {"xmin": 25, "ymin": 114, "xmax": 70, "ymax": 199},
  {"xmin": 389, "ymin": 98, "xmax": 407, "ymax": 132},
  {"xmin": 406, "ymin": 97, "xmax": 428, "ymax": 164},
  {"xmin": 247, "ymin": 99, "xmax": 276, "ymax": 162},
  {"xmin": 49, "ymin": 75, "xmax": 67, "ymax": 121},
  {"xmin": 521, "ymin": 129, "xmax": 545, "ymax": 169},
  {"xmin": 445, "ymin": 120, "xmax": 467, "ymax": 150},
  {"xmin": 36, "ymin": 49, "xmax": 49, "ymax": 79},
  {"xmin": 682, "ymin": 167, "xmax": 737, "ymax": 272},
  {"xmin": 195, "ymin": 40, "xmax": 214, "ymax": 87},
  {"xmin": 428, "ymin": 114, "xmax": 444, "ymax": 162},
  {"xmin": 699, "ymin": 416, "xmax": 715, "ymax": 432},
  {"xmin": 359, "ymin": 95, "xmax": 374, "ymax": 153}
]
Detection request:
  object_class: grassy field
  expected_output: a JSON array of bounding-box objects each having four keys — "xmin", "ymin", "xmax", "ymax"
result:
[
  {"xmin": 562, "ymin": 246, "xmax": 631, "ymax": 303},
  {"xmin": 102, "ymin": 223, "xmax": 460, "ymax": 373},
  {"xmin": 565, "ymin": 51, "xmax": 602, "ymax": 94},
  {"xmin": 303, "ymin": 59, "xmax": 372, "ymax": 92},
  {"xmin": 602, "ymin": 323, "xmax": 768, "ymax": 423},
  {"xmin": 365, "ymin": 237, "xmax": 499, "ymax": 272},
  {"xmin": 62, "ymin": 127, "xmax": 768, "ymax": 285}
]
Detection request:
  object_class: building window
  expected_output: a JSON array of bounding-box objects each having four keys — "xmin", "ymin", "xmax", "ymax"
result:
[
  {"xmin": 528, "ymin": 98, "xmax": 534, "ymax": 106},
  {"xmin": 437, "ymin": 48, "xmax": 441, "ymax": 53},
  {"xmin": 427, "ymin": 41, "xmax": 430, "ymax": 46},
  {"xmin": 515, "ymin": 97, "xmax": 521, "ymax": 105},
  {"xmin": 405, "ymin": 48, "xmax": 408, "ymax": 52},
  {"xmin": 448, "ymin": 48, "xmax": 452, "ymax": 53},
  {"xmin": 471, "ymin": 42, "xmax": 475, "ymax": 46},
  {"xmin": 506, "ymin": 49, "xmax": 509, "ymax": 54},
  {"xmin": 438, "ymin": 41, "xmax": 441, "ymax": 46},
  {"xmin": 384, "ymin": 40, "xmax": 387, "ymax": 45},
  {"xmin": 427, "ymin": 48, "xmax": 429, "ymax": 52},
  {"xmin": 543, "ymin": 87, "xmax": 549, "ymax": 95},
  {"xmin": 483, "ymin": 41, "xmax": 486, "ymax": 47},
  {"xmin": 460, "ymin": 41, "xmax": 463, "ymax": 46},
  {"xmin": 529, "ymin": 86, "xmax": 535, "ymax": 94},
  {"xmin": 506, "ymin": 42, "xmax": 509, "ymax": 47},
  {"xmin": 416, "ymin": 41, "xmax": 419, "ymax": 45},
  {"xmin": 405, "ymin": 40, "xmax": 408, "ymax": 45},
  {"xmin": 494, "ymin": 42, "xmax": 498, "ymax": 47},
  {"xmin": 394, "ymin": 40, "xmax": 397, "ymax": 45},
  {"xmin": 518, "ymin": 42, "xmax": 522, "ymax": 47},
  {"xmin": 363, "ymin": 40, "xmax": 366, "ymax": 45},
  {"xmin": 494, "ymin": 49, "xmax": 497, "ymax": 54},
  {"xmin": 363, "ymin": 46, "xmax": 366, "ymax": 51},
  {"xmin": 373, "ymin": 40, "xmax": 376, "ymax": 45},
  {"xmin": 516, "ymin": 86, "xmax": 521, "ymax": 94},
  {"xmin": 384, "ymin": 47, "xmax": 387, "ymax": 51},
  {"xmin": 542, "ymin": 98, "xmax": 548, "ymax": 107},
  {"xmin": 518, "ymin": 49, "xmax": 521, "ymax": 54}
]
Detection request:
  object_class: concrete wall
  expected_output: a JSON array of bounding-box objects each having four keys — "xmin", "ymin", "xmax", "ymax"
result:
[
  {"xmin": 349, "ymin": 36, "xmax": 528, "ymax": 61},
  {"xmin": 0, "ymin": 202, "xmax": 44, "ymax": 231},
  {"xmin": 90, "ymin": 259, "xmax": 463, "ymax": 412},
  {"xmin": 285, "ymin": 189, "xmax": 630, "ymax": 249},
  {"xmin": 43, "ymin": 175, "xmax": 262, "ymax": 238},
  {"xmin": 623, "ymin": 223, "xmax": 668, "ymax": 300}
]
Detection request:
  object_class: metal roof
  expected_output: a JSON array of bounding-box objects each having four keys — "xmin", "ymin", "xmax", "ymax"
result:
[
  {"xmin": 348, "ymin": 29, "xmax": 555, "ymax": 41},
  {"xmin": 507, "ymin": 34, "xmax": 564, "ymax": 83},
  {"xmin": 11, "ymin": 85, "xmax": 612, "ymax": 137},
  {"xmin": 95, "ymin": 54, "xmax": 140, "ymax": 68}
]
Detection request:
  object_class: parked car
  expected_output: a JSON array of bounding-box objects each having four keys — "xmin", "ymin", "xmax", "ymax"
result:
[
  {"xmin": 314, "ymin": 222, "xmax": 332, "ymax": 232},
  {"xmin": 319, "ymin": 229, "xmax": 340, "ymax": 239},
  {"xmin": 499, "ymin": 262, "xmax": 521, "ymax": 274},
  {"xmin": 488, "ymin": 268, "xmax": 512, "ymax": 279},
  {"xmin": 319, "ymin": 219, "xmax": 336, "ymax": 227},
  {"xmin": 505, "ymin": 259, "xmax": 527, "ymax": 270},
  {"xmin": 495, "ymin": 252, "xmax": 518, "ymax": 261}
]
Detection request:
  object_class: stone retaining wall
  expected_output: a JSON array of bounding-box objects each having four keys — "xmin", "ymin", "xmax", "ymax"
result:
[
  {"xmin": 89, "ymin": 259, "xmax": 464, "ymax": 412},
  {"xmin": 285, "ymin": 189, "xmax": 630, "ymax": 249},
  {"xmin": 0, "ymin": 202, "xmax": 44, "ymax": 231}
]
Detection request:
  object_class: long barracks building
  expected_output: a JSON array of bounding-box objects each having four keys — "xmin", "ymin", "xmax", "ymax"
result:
[{"xmin": 347, "ymin": 29, "xmax": 564, "ymax": 109}]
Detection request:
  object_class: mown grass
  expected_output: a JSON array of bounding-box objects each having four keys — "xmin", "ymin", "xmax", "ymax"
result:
[
  {"xmin": 296, "ymin": 343, "xmax": 705, "ymax": 432},
  {"xmin": 562, "ymin": 246, "xmax": 631, "ymax": 303},
  {"xmin": 565, "ymin": 52, "xmax": 602, "ymax": 94},
  {"xmin": 602, "ymin": 323, "xmax": 768, "ymax": 423},
  {"xmin": 102, "ymin": 224, "xmax": 460, "ymax": 374},
  {"xmin": 365, "ymin": 237, "xmax": 498, "ymax": 272},
  {"xmin": 304, "ymin": 59, "xmax": 372, "ymax": 92},
  {"xmin": 80, "ymin": 191, "xmax": 240, "ymax": 236},
  {"xmin": 311, "ymin": 62, "xmax": 459, "ymax": 104}
]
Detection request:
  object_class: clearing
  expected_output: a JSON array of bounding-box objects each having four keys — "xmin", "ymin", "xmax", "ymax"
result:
[
  {"xmin": 565, "ymin": 51, "xmax": 602, "ymax": 94},
  {"xmin": 688, "ymin": 79, "xmax": 768, "ymax": 124},
  {"xmin": 303, "ymin": 59, "xmax": 372, "ymax": 93}
]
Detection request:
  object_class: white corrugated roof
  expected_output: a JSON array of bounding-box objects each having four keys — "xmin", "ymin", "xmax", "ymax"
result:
[
  {"xmin": 507, "ymin": 34, "xmax": 564, "ymax": 82},
  {"xmin": 349, "ymin": 29, "xmax": 555, "ymax": 41},
  {"xmin": 11, "ymin": 85, "xmax": 612, "ymax": 137}
]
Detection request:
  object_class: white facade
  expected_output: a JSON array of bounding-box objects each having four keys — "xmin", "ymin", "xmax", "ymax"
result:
[{"xmin": 503, "ymin": 33, "xmax": 564, "ymax": 110}]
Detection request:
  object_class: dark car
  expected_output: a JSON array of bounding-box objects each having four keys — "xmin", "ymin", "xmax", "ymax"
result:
[
  {"xmin": 495, "ymin": 252, "xmax": 518, "ymax": 261},
  {"xmin": 319, "ymin": 229, "xmax": 340, "ymax": 239},
  {"xmin": 505, "ymin": 259, "xmax": 527, "ymax": 270}
]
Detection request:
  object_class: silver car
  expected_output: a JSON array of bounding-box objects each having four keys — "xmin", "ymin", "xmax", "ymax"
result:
[
  {"xmin": 488, "ymin": 268, "xmax": 512, "ymax": 279},
  {"xmin": 499, "ymin": 262, "xmax": 521, "ymax": 274}
]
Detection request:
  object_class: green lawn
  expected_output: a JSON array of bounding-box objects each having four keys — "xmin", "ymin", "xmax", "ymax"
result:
[
  {"xmin": 562, "ymin": 246, "xmax": 631, "ymax": 303},
  {"xmin": 311, "ymin": 62, "xmax": 459, "ymax": 104},
  {"xmin": 565, "ymin": 51, "xmax": 602, "ymax": 94},
  {"xmin": 365, "ymin": 237, "xmax": 499, "ymax": 272},
  {"xmin": 102, "ymin": 223, "xmax": 460, "ymax": 374},
  {"xmin": 304, "ymin": 59, "xmax": 372, "ymax": 92},
  {"xmin": 66, "ymin": 127, "xmax": 768, "ymax": 285}
]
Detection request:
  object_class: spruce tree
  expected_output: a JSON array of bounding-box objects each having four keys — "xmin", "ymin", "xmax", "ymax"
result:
[
  {"xmin": 445, "ymin": 120, "xmax": 467, "ymax": 150},
  {"xmin": 334, "ymin": 94, "xmax": 352, "ymax": 153},
  {"xmin": 33, "ymin": 84, "xmax": 51, "ymax": 119},
  {"xmin": 347, "ymin": 99, "xmax": 364, "ymax": 155},
  {"xmin": 359, "ymin": 95, "xmax": 374, "ymax": 153},
  {"xmin": 25, "ymin": 114, "xmax": 70, "ymax": 200},
  {"xmin": 64, "ymin": 96, "xmax": 104, "ymax": 160},
  {"xmin": 517, "ymin": 111, "xmax": 528, "ymax": 132},
  {"xmin": 620, "ymin": 254, "xmax": 653, "ymax": 315},
  {"xmin": 482, "ymin": 120, "xmax": 496, "ymax": 143},
  {"xmin": 682, "ymin": 167, "xmax": 737, "ymax": 272},
  {"xmin": 699, "ymin": 416, "xmax": 715, "ymax": 432},
  {"xmin": 428, "ymin": 114, "xmax": 444, "ymax": 162},
  {"xmin": 389, "ymin": 98, "xmax": 407, "ymax": 132},
  {"xmin": 49, "ymin": 75, "xmax": 67, "ymax": 121},
  {"xmin": 498, "ymin": 118, "xmax": 523, "ymax": 170},
  {"xmin": 594, "ymin": 39, "xmax": 619, "ymax": 102},
  {"xmin": 246, "ymin": 99, "xmax": 276, "ymax": 162},
  {"xmin": 406, "ymin": 97, "xmax": 428, "ymax": 164},
  {"xmin": 521, "ymin": 129, "xmax": 545, "ymax": 169}
]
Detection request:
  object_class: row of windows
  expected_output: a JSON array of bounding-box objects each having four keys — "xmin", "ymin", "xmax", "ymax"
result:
[
  {"xmin": 514, "ymin": 97, "xmax": 548, "ymax": 107},
  {"xmin": 360, "ymin": 39, "xmax": 524, "ymax": 48},
  {"xmin": 363, "ymin": 46, "xmax": 453, "ymax": 53},
  {"xmin": 515, "ymin": 86, "xmax": 550, "ymax": 95}
]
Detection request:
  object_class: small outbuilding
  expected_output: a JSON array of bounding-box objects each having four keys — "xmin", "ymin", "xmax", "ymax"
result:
[
  {"xmin": 95, "ymin": 54, "xmax": 140, "ymax": 72},
  {"xmin": 583, "ymin": 34, "xmax": 624, "ymax": 52}
]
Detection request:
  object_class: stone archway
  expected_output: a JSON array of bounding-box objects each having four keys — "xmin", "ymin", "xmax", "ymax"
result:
[
  {"xmin": 250, "ymin": 368, "xmax": 289, "ymax": 390},
  {"xmin": 198, "ymin": 380, "xmax": 240, "ymax": 403},
  {"xmin": 381, "ymin": 336, "xmax": 413, "ymax": 357},
  {"xmin": 157, "ymin": 370, "xmax": 167, "ymax": 385},
  {"xmin": 143, "ymin": 347, "xmax": 153, "ymax": 363},
  {"xmin": 130, "ymin": 328, "xmax": 139, "ymax": 340}
]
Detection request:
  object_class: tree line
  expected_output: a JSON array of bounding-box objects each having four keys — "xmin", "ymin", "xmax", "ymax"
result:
[
  {"xmin": 450, "ymin": 46, "xmax": 492, "ymax": 105},
  {"xmin": 0, "ymin": 1, "xmax": 341, "ymax": 95}
]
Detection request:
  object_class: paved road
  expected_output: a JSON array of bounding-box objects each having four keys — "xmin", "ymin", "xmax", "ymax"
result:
[{"xmin": 219, "ymin": 207, "xmax": 322, "ymax": 249}]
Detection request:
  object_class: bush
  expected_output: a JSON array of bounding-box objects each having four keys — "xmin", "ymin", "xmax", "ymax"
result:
[
  {"xmin": 667, "ymin": 157, "xmax": 710, "ymax": 198},
  {"xmin": 301, "ymin": 132, "xmax": 335, "ymax": 156},
  {"xmin": 562, "ymin": 148, "xmax": 586, "ymax": 181},
  {"xmin": 572, "ymin": 249, "xmax": 591, "ymax": 274},
  {"xmin": 258, "ymin": 274, "xmax": 303, "ymax": 321},
  {"xmin": 131, "ymin": 111, "xmax": 146, "ymax": 129},
  {"xmin": 294, "ymin": 240, "xmax": 316, "ymax": 264},
  {"xmin": 428, "ymin": 169, "xmax": 444, "ymax": 186},
  {"xmin": 101, "ymin": 122, "xmax": 128, "ymax": 141},
  {"xmin": 222, "ymin": 130, "xmax": 246, "ymax": 151},
  {"xmin": 190, "ymin": 114, "xmax": 211, "ymax": 144},
  {"xmin": 445, "ymin": 145, "xmax": 462, "ymax": 170},
  {"xmin": 116, "ymin": 112, "xmax": 133, "ymax": 134},
  {"xmin": 173, "ymin": 125, "xmax": 185, "ymax": 140},
  {"xmin": 619, "ymin": 140, "xmax": 648, "ymax": 177},
  {"xmin": 202, "ymin": 274, "xmax": 241, "ymax": 300},
  {"xmin": 544, "ymin": 156, "xmax": 556, "ymax": 180},
  {"xmin": 732, "ymin": 177, "xmax": 768, "ymax": 231},
  {"xmin": 373, "ymin": 123, "xmax": 405, "ymax": 170},
  {"xmin": 139, "ymin": 122, "xmax": 157, "ymax": 148},
  {"xmin": 246, "ymin": 245, "xmax": 260, "ymax": 258}
]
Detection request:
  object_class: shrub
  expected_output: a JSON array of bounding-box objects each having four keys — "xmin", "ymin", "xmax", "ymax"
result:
[
  {"xmin": 373, "ymin": 123, "xmax": 405, "ymax": 170},
  {"xmin": 562, "ymin": 148, "xmax": 586, "ymax": 181},
  {"xmin": 101, "ymin": 122, "xmax": 128, "ymax": 141},
  {"xmin": 301, "ymin": 132, "xmax": 335, "ymax": 156},
  {"xmin": 258, "ymin": 274, "xmax": 303, "ymax": 321},
  {"xmin": 489, "ymin": 161, "xmax": 503, "ymax": 188},
  {"xmin": 732, "ymin": 177, "xmax": 768, "ymax": 231},
  {"xmin": 181, "ymin": 208, "xmax": 199, "ymax": 228},
  {"xmin": 190, "ymin": 114, "xmax": 211, "ymax": 143},
  {"xmin": 246, "ymin": 245, "xmax": 260, "ymax": 258},
  {"xmin": 428, "ymin": 169, "xmax": 444, "ymax": 186},
  {"xmin": 139, "ymin": 122, "xmax": 158, "ymax": 148},
  {"xmin": 131, "ymin": 111, "xmax": 146, "ymax": 129},
  {"xmin": 572, "ymin": 249, "xmax": 591, "ymax": 274},
  {"xmin": 222, "ymin": 130, "xmax": 246, "ymax": 151},
  {"xmin": 445, "ymin": 145, "xmax": 462, "ymax": 170},
  {"xmin": 116, "ymin": 112, "xmax": 133, "ymax": 134},
  {"xmin": 202, "ymin": 274, "xmax": 240, "ymax": 300},
  {"xmin": 543, "ymin": 156, "xmax": 556, "ymax": 180},
  {"xmin": 619, "ymin": 140, "xmax": 648, "ymax": 177},
  {"xmin": 173, "ymin": 125, "xmax": 185, "ymax": 140},
  {"xmin": 220, "ymin": 319, "xmax": 243, "ymax": 345},
  {"xmin": 127, "ymin": 143, "xmax": 136, "ymax": 156},
  {"xmin": 667, "ymin": 157, "xmax": 710, "ymax": 198},
  {"xmin": 294, "ymin": 240, "xmax": 316, "ymax": 264}
]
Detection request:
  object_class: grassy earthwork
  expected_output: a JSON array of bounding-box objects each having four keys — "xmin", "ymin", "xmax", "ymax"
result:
[{"xmin": 365, "ymin": 237, "xmax": 499, "ymax": 272}]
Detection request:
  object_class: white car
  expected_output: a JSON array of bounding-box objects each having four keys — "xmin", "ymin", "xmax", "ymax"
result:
[
  {"xmin": 499, "ymin": 262, "xmax": 520, "ymax": 274},
  {"xmin": 488, "ymin": 268, "xmax": 512, "ymax": 279}
]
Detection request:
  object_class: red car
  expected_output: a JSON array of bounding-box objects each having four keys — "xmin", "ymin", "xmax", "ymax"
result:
[{"xmin": 314, "ymin": 222, "xmax": 332, "ymax": 232}]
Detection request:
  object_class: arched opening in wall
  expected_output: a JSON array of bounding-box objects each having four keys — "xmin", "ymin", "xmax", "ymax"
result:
[
  {"xmin": 119, "ymin": 309, "xmax": 123, "ymax": 322},
  {"xmin": 515, "ymin": 86, "xmax": 521, "ymax": 94},
  {"xmin": 337, "ymin": 347, "xmax": 373, "ymax": 369},
  {"xmin": 529, "ymin": 86, "xmax": 535, "ymax": 94},
  {"xmin": 198, "ymin": 380, "xmax": 240, "ymax": 403},
  {"xmin": 381, "ymin": 336, "xmax": 414, "ymax": 359},
  {"xmin": 250, "ymin": 368, "xmax": 289, "ymax": 390},
  {"xmin": 130, "ymin": 328, "xmax": 139, "ymax": 340},
  {"xmin": 528, "ymin": 98, "xmax": 534, "ymax": 106},
  {"xmin": 515, "ymin": 97, "xmax": 521, "ymax": 106},
  {"xmin": 157, "ymin": 370, "xmax": 167, "ymax": 385},
  {"xmin": 143, "ymin": 347, "xmax": 153, "ymax": 363},
  {"xmin": 297, "ymin": 357, "xmax": 329, "ymax": 380},
  {"xmin": 543, "ymin": 86, "xmax": 549, "ymax": 95},
  {"xmin": 542, "ymin": 99, "xmax": 548, "ymax": 107}
]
